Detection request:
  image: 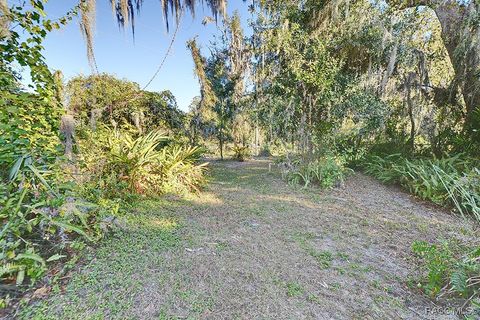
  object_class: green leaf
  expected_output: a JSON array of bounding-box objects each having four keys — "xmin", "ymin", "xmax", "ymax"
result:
[
  {"xmin": 9, "ymin": 155, "xmax": 25, "ymax": 181},
  {"xmin": 46, "ymin": 254, "xmax": 67, "ymax": 262},
  {"xmin": 50, "ymin": 219, "xmax": 93, "ymax": 242},
  {"xmin": 15, "ymin": 252, "xmax": 46, "ymax": 267},
  {"xmin": 450, "ymin": 269, "xmax": 468, "ymax": 295},
  {"xmin": 26, "ymin": 164, "xmax": 58, "ymax": 197}
]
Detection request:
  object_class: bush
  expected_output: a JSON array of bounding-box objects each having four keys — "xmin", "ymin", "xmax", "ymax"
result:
[
  {"xmin": 157, "ymin": 145, "xmax": 208, "ymax": 194},
  {"xmin": 80, "ymin": 128, "xmax": 208, "ymax": 196},
  {"xmin": 258, "ymin": 145, "xmax": 272, "ymax": 157},
  {"xmin": 232, "ymin": 145, "xmax": 250, "ymax": 162},
  {"xmin": 411, "ymin": 240, "xmax": 479, "ymax": 315},
  {"xmin": 282, "ymin": 155, "xmax": 352, "ymax": 189},
  {"xmin": 363, "ymin": 154, "xmax": 480, "ymax": 221}
]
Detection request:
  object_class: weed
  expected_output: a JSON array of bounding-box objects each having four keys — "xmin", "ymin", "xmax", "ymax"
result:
[
  {"xmin": 286, "ymin": 282, "xmax": 305, "ymax": 297},
  {"xmin": 232, "ymin": 146, "xmax": 250, "ymax": 162},
  {"xmin": 281, "ymin": 155, "xmax": 352, "ymax": 189},
  {"xmin": 412, "ymin": 240, "xmax": 480, "ymax": 313}
]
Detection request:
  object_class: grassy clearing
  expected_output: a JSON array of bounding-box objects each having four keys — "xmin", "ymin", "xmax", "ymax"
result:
[{"xmin": 17, "ymin": 160, "xmax": 479, "ymax": 319}]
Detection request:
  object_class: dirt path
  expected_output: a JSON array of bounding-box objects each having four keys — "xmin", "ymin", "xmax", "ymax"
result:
[{"xmin": 21, "ymin": 159, "xmax": 478, "ymax": 319}]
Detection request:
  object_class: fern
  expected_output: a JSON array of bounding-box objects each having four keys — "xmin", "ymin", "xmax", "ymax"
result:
[
  {"xmin": 451, "ymin": 269, "xmax": 468, "ymax": 296},
  {"xmin": 412, "ymin": 240, "xmax": 480, "ymax": 310}
]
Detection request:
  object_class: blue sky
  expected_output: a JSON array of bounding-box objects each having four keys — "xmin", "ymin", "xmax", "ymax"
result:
[{"xmin": 40, "ymin": 0, "xmax": 252, "ymax": 111}]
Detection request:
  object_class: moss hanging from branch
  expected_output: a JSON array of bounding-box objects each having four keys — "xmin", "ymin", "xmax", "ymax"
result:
[
  {"xmin": 187, "ymin": 38, "xmax": 217, "ymax": 111},
  {"xmin": 79, "ymin": 0, "xmax": 227, "ymax": 73},
  {"xmin": 79, "ymin": 0, "xmax": 97, "ymax": 72},
  {"xmin": 0, "ymin": 0, "xmax": 10, "ymax": 39}
]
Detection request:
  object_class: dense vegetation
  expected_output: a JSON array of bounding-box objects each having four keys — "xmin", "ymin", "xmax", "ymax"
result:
[
  {"xmin": 0, "ymin": 1, "xmax": 207, "ymax": 310},
  {"xmin": 1, "ymin": 0, "xmax": 479, "ymax": 317}
]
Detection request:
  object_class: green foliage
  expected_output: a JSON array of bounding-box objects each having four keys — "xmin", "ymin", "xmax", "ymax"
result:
[
  {"xmin": 412, "ymin": 240, "xmax": 479, "ymax": 312},
  {"xmin": 363, "ymin": 154, "xmax": 480, "ymax": 221},
  {"xmin": 282, "ymin": 155, "xmax": 352, "ymax": 189},
  {"xmin": 0, "ymin": 1, "xmax": 76, "ymax": 174},
  {"xmin": 258, "ymin": 145, "xmax": 272, "ymax": 157},
  {"xmin": 0, "ymin": 2, "xmax": 120, "ymax": 308},
  {"xmin": 66, "ymin": 74, "xmax": 185, "ymax": 134},
  {"xmin": 232, "ymin": 145, "xmax": 250, "ymax": 162},
  {"xmin": 286, "ymin": 282, "xmax": 304, "ymax": 297},
  {"xmin": 187, "ymin": 14, "xmax": 252, "ymax": 159},
  {"xmin": 158, "ymin": 145, "xmax": 208, "ymax": 194},
  {"xmin": 106, "ymin": 130, "xmax": 169, "ymax": 194},
  {"xmin": 0, "ymin": 155, "xmax": 113, "ymax": 293},
  {"xmin": 79, "ymin": 127, "xmax": 208, "ymax": 196}
]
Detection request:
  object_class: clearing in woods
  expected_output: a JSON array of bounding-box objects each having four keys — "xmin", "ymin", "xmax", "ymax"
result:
[{"xmin": 21, "ymin": 159, "xmax": 477, "ymax": 319}]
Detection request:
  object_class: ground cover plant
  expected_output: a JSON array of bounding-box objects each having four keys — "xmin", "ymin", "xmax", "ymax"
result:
[{"xmin": 363, "ymin": 154, "xmax": 480, "ymax": 221}]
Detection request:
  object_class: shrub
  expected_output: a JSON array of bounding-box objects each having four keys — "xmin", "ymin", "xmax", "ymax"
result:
[
  {"xmin": 232, "ymin": 145, "xmax": 250, "ymax": 162},
  {"xmin": 282, "ymin": 155, "xmax": 352, "ymax": 189},
  {"xmin": 157, "ymin": 145, "xmax": 208, "ymax": 194},
  {"xmin": 105, "ymin": 130, "xmax": 168, "ymax": 194},
  {"xmin": 0, "ymin": 155, "xmax": 114, "ymax": 302},
  {"xmin": 258, "ymin": 145, "xmax": 272, "ymax": 157},
  {"xmin": 412, "ymin": 240, "xmax": 479, "ymax": 315}
]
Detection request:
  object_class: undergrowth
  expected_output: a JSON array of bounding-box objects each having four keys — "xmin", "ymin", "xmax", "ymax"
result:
[
  {"xmin": 363, "ymin": 154, "xmax": 480, "ymax": 221},
  {"xmin": 0, "ymin": 155, "xmax": 120, "ymax": 309},
  {"xmin": 411, "ymin": 240, "xmax": 480, "ymax": 317},
  {"xmin": 280, "ymin": 154, "xmax": 352, "ymax": 189},
  {"xmin": 363, "ymin": 152, "xmax": 480, "ymax": 315},
  {"xmin": 232, "ymin": 145, "xmax": 250, "ymax": 162},
  {"xmin": 1, "ymin": 126, "xmax": 208, "ymax": 311},
  {"xmin": 79, "ymin": 127, "xmax": 208, "ymax": 196}
]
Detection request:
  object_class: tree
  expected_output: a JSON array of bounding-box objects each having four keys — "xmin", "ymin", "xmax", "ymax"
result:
[
  {"xmin": 206, "ymin": 54, "xmax": 237, "ymax": 160},
  {"xmin": 187, "ymin": 12, "xmax": 251, "ymax": 159},
  {"xmin": 387, "ymin": 0, "xmax": 480, "ymax": 133},
  {"xmin": 66, "ymin": 74, "xmax": 184, "ymax": 133}
]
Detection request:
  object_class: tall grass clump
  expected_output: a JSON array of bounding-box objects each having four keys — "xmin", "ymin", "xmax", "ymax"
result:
[{"xmin": 363, "ymin": 154, "xmax": 480, "ymax": 221}]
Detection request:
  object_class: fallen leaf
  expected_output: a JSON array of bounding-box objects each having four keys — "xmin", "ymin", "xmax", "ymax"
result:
[{"xmin": 33, "ymin": 286, "xmax": 50, "ymax": 298}]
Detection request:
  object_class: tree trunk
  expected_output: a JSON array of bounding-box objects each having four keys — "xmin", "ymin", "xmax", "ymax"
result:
[
  {"xmin": 390, "ymin": 0, "xmax": 480, "ymax": 132},
  {"xmin": 60, "ymin": 114, "xmax": 75, "ymax": 161},
  {"xmin": 435, "ymin": 0, "xmax": 480, "ymax": 132},
  {"xmin": 380, "ymin": 40, "xmax": 398, "ymax": 96},
  {"xmin": 405, "ymin": 72, "xmax": 416, "ymax": 151},
  {"xmin": 219, "ymin": 130, "xmax": 224, "ymax": 160}
]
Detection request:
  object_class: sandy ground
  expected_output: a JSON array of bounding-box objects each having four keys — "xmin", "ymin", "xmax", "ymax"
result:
[{"xmin": 17, "ymin": 159, "xmax": 479, "ymax": 319}]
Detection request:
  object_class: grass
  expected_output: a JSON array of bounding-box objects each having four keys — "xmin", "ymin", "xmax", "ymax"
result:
[
  {"xmin": 292, "ymin": 232, "xmax": 335, "ymax": 269},
  {"xmin": 14, "ymin": 160, "xmax": 479, "ymax": 319},
  {"xmin": 19, "ymin": 198, "xmax": 185, "ymax": 319},
  {"xmin": 286, "ymin": 282, "xmax": 305, "ymax": 297}
]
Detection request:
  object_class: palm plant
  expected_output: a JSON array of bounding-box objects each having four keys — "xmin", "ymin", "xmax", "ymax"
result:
[
  {"xmin": 363, "ymin": 154, "xmax": 480, "ymax": 221},
  {"xmin": 158, "ymin": 145, "xmax": 208, "ymax": 193},
  {"xmin": 107, "ymin": 130, "xmax": 168, "ymax": 193},
  {"xmin": 100, "ymin": 129, "xmax": 207, "ymax": 195}
]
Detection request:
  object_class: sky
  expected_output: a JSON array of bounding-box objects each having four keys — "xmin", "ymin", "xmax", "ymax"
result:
[{"xmin": 37, "ymin": 0, "xmax": 252, "ymax": 111}]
